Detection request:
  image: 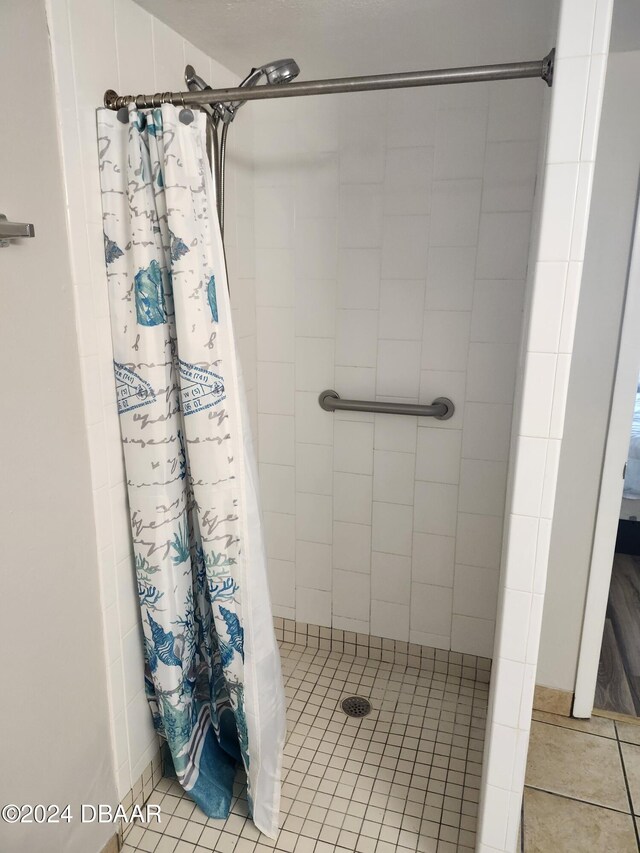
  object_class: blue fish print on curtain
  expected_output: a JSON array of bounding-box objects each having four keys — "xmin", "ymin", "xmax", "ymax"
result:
[
  {"xmin": 97, "ymin": 104, "xmax": 285, "ymax": 838},
  {"xmin": 104, "ymin": 232, "xmax": 124, "ymax": 264},
  {"xmin": 207, "ymin": 274, "xmax": 218, "ymax": 322},
  {"xmin": 169, "ymin": 230, "xmax": 190, "ymax": 261},
  {"xmin": 134, "ymin": 259, "xmax": 167, "ymax": 326}
]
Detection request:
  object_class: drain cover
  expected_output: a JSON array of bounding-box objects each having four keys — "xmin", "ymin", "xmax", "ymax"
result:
[{"xmin": 341, "ymin": 696, "xmax": 372, "ymax": 718}]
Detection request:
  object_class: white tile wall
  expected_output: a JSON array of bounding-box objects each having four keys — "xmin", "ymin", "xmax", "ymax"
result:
[
  {"xmin": 477, "ymin": 1, "xmax": 614, "ymax": 850},
  {"xmin": 254, "ymin": 72, "xmax": 546, "ymax": 657},
  {"xmin": 45, "ymin": 0, "xmax": 256, "ymax": 800}
]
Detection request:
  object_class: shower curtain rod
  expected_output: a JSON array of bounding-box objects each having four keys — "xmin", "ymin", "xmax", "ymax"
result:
[{"xmin": 103, "ymin": 49, "xmax": 554, "ymax": 109}]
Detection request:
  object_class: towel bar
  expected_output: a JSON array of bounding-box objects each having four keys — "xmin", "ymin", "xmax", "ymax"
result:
[{"xmin": 0, "ymin": 213, "xmax": 35, "ymax": 247}]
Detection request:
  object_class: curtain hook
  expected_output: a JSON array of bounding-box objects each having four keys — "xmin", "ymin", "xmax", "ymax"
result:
[{"xmin": 179, "ymin": 91, "xmax": 194, "ymax": 125}]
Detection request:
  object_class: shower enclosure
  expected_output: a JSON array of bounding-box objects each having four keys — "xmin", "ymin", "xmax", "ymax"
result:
[
  {"xmin": 41, "ymin": 0, "xmax": 613, "ymax": 850},
  {"xmin": 99, "ymin": 33, "xmax": 554, "ymax": 849}
]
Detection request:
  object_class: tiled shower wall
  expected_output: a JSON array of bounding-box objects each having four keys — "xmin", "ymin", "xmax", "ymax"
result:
[
  {"xmin": 253, "ymin": 81, "xmax": 546, "ymax": 657},
  {"xmin": 45, "ymin": 0, "xmax": 256, "ymax": 799}
]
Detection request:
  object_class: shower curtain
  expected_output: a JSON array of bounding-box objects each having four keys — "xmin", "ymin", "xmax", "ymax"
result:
[{"xmin": 96, "ymin": 104, "xmax": 285, "ymax": 837}]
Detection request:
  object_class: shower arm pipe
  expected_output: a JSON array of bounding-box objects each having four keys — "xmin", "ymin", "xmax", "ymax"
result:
[{"xmin": 104, "ymin": 50, "xmax": 555, "ymax": 110}]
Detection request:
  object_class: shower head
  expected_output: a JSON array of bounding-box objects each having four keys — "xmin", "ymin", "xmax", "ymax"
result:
[
  {"xmin": 257, "ymin": 58, "xmax": 301, "ymax": 86},
  {"xmin": 183, "ymin": 58, "xmax": 300, "ymax": 123},
  {"xmin": 184, "ymin": 64, "xmax": 218, "ymax": 122},
  {"xmin": 230, "ymin": 58, "xmax": 300, "ymax": 116}
]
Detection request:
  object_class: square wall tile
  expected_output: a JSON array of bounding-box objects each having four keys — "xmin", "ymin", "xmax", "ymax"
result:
[
  {"xmin": 333, "ymin": 571, "xmax": 370, "ymax": 621},
  {"xmin": 430, "ymin": 179, "xmax": 483, "ymax": 247},
  {"xmin": 373, "ymin": 450, "xmax": 416, "ymax": 505},
  {"xmin": 372, "ymin": 502, "xmax": 413, "ymax": 556},
  {"xmin": 378, "ymin": 279, "xmax": 425, "ymax": 340},
  {"xmin": 381, "ymin": 215, "xmax": 430, "ymax": 279},
  {"xmin": 451, "ymin": 614, "xmax": 495, "ymax": 658},
  {"xmin": 267, "ymin": 559, "xmax": 296, "ymax": 608},
  {"xmin": 258, "ymin": 414, "xmax": 295, "ymax": 465},
  {"xmin": 371, "ymin": 552, "xmax": 411, "ymax": 604},
  {"xmin": 263, "ymin": 512, "xmax": 296, "ymax": 561},
  {"xmin": 334, "ymin": 420, "xmax": 374, "ymax": 475},
  {"xmin": 296, "ymin": 443, "xmax": 333, "ymax": 495},
  {"xmin": 376, "ymin": 340, "xmax": 422, "ymax": 398},
  {"xmin": 462, "ymin": 403, "xmax": 513, "ymax": 462},
  {"xmin": 425, "ymin": 246, "xmax": 477, "ymax": 311},
  {"xmin": 410, "ymin": 583, "xmax": 453, "ymax": 637},
  {"xmin": 470, "ymin": 280, "xmax": 525, "ymax": 345},
  {"xmin": 295, "ymin": 392, "xmax": 334, "ymax": 445},
  {"xmin": 413, "ymin": 482, "xmax": 458, "ymax": 536},
  {"xmin": 384, "ymin": 145, "xmax": 433, "ymax": 216},
  {"xmin": 338, "ymin": 184, "xmax": 384, "ymax": 248},
  {"xmin": 333, "ymin": 522, "xmax": 372, "ymax": 574},
  {"xmin": 371, "ymin": 600, "xmax": 410, "ymax": 642},
  {"xmin": 476, "ymin": 212, "xmax": 532, "ymax": 280},
  {"xmin": 296, "ymin": 493, "xmax": 333, "ymax": 544},
  {"xmin": 374, "ymin": 413, "xmax": 418, "ymax": 453},
  {"xmin": 297, "ymin": 588, "xmax": 332, "ymax": 627},
  {"xmin": 412, "ymin": 532, "xmax": 455, "ymax": 587},
  {"xmin": 297, "ymin": 540, "xmax": 332, "ymax": 591},
  {"xmin": 454, "ymin": 565, "xmax": 500, "ymax": 621},
  {"xmin": 537, "ymin": 163, "xmax": 580, "ymax": 263},
  {"xmin": 466, "ymin": 343, "xmax": 518, "ymax": 404},
  {"xmin": 459, "ymin": 459, "xmax": 508, "ymax": 517},
  {"xmin": 422, "ymin": 311, "xmax": 471, "ymax": 372},
  {"xmin": 295, "ymin": 217, "xmax": 338, "ymax": 278},
  {"xmin": 416, "ymin": 428, "xmax": 462, "ymax": 483},
  {"xmin": 482, "ymin": 141, "xmax": 537, "ymax": 212},
  {"xmin": 295, "ymin": 278, "xmax": 337, "ymax": 339},
  {"xmin": 434, "ymin": 108, "xmax": 487, "ymax": 179},
  {"xmin": 333, "ymin": 473, "xmax": 373, "ymax": 525},
  {"xmin": 257, "ymin": 362, "xmax": 295, "ymax": 415},
  {"xmin": 256, "ymin": 248, "xmax": 295, "ymax": 307},
  {"xmin": 456, "ymin": 513, "xmax": 504, "ymax": 570},
  {"xmin": 519, "ymin": 353, "xmax": 557, "ymax": 439},
  {"xmin": 296, "ymin": 337, "xmax": 335, "ymax": 391},
  {"xmin": 258, "ymin": 463, "xmax": 295, "ymax": 515},
  {"xmin": 335, "ymin": 310, "xmax": 378, "ymax": 367},
  {"xmin": 337, "ymin": 248, "xmax": 381, "ymax": 310}
]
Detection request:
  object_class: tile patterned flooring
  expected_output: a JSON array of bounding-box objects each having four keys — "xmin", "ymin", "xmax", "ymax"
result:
[
  {"xmin": 121, "ymin": 639, "xmax": 489, "ymax": 853},
  {"xmin": 523, "ymin": 711, "xmax": 640, "ymax": 851}
]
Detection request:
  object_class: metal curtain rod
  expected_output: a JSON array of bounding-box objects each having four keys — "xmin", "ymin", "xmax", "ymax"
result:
[{"xmin": 104, "ymin": 50, "xmax": 555, "ymax": 109}]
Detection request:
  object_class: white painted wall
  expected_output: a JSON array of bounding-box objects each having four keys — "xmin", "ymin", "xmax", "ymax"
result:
[
  {"xmin": 253, "ymin": 71, "xmax": 549, "ymax": 657},
  {"xmin": 0, "ymin": 2, "xmax": 117, "ymax": 852},
  {"xmin": 538, "ymin": 46, "xmax": 640, "ymax": 692},
  {"xmin": 45, "ymin": 0, "xmax": 256, "ymax": 799}
]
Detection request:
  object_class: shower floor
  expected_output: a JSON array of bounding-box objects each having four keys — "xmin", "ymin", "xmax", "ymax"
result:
[{"xmin": 121, "ymin": 639, "xmax": 488, "ymax": 853}]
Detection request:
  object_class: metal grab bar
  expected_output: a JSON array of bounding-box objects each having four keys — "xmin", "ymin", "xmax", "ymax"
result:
[{"xmin": 318, "ymin": 389, "xmax": 454, "ymax": 420}]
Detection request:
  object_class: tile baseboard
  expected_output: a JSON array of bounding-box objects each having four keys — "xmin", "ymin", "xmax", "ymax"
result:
[
  {"xmin": 533, "ymin": 685, "xmax": 573, "ymax": 717},
  {"xmin": 274, "ymin": 616, "xmax": 491, "ymax": 683},
  {"xmin": 119, "ymin": 741, "xmax": 163, "ymax": 843}
]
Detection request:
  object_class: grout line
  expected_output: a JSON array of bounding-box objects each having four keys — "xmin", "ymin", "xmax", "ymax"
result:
[
  {"xmin": 523, "ymin": 783, "xmax": 633, "ymax": 817},
  {"xmin": 531, "ymin": 716, "xmax": 616, "ymax": 740},
  {"xmin": 615, "ymin": 727, "xmax": 640, "ymax": 851}
]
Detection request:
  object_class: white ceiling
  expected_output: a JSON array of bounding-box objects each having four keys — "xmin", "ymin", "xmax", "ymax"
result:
[{"xmin": 135, "ymin": 0, "xmax": 559, "ymax": 82}]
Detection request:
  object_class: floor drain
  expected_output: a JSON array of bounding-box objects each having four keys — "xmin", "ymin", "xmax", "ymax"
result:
[{"xmin": 341, "ymin": 696, "xmax": 372, "ymax": 718}]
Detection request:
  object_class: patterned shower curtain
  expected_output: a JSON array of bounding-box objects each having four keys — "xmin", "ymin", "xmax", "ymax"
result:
[{"xmin": 96, "ymin": 104, "xmax": 285, "ymax": 837}]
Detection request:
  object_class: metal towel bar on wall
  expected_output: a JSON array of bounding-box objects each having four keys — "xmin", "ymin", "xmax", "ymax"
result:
[{"xmin": 318, "ymin": 389, "xmax": 454, "ymax": 420}]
